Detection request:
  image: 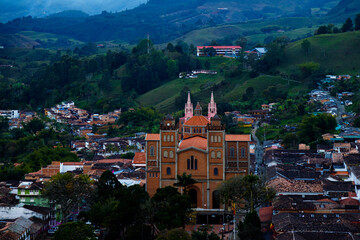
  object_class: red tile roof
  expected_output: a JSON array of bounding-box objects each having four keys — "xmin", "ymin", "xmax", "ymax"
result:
[
  {"xmin": 184, "ymin": 116, "xmax": 210, "ymax": 126},
  {"xmin": 96, "ymin": 159, "xmax": 132, "ymax": 164},
  {"xmin": 179, "ymin": 136, "xmax": 207, "ymax": 151},
  {"xmin": 259, "ymin": 206, "xmax": 273, "ymax": 222},
  {"xmin": 62, "ymin": 162, "xmax": 83, "ymax": 165},
  {"xmin": 225, "ymin": 134, "xmax": 251, "ymax": 142},
  {"xmin": 133, "ymin": 152, "xmax": 146, "ymax": 165},
  {"xmin": 146, "ymin": 133, "xmax": 160, "ymax": 141},
  {"xmin": 340, "ymin": 198, "xmax": 360, "ymax": 206}
]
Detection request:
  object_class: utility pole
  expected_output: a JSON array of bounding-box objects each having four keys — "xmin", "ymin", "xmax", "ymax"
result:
[{"xmin": 147, "ymin": 33, "xmax": 150, "ymax": 54}]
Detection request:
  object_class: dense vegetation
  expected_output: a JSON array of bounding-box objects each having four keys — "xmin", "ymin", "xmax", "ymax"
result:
[{"xmin": 0, "ymin": 118, "xmax": 78, "ymax": 181}]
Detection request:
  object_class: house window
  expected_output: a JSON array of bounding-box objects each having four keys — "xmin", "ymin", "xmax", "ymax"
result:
[
  {"xmin": 214, "ymin": 168, "xmax": 218, "ymax": 176},
  {"xmin": 218, "ymin": 136, "xmax": 221, "ymax": 142},
  {"xmin": 230, "ymin": 147, "xmax": 235, "ymax": 157},
  {"xmin": 211, "ymin": 151, "xmax": 216, "ymax": 158},
  {"xmin": 167, "ymin": 135, "xmax": 170, "ymax": 142},
  {"xmin": 195, "ymin": 159, "xmax": 198, "ymax": 170},
  {"xmin": 169, "ymin": 151, "xmax": 174, "ymax": 158},
  {"xmin": 241, "ymin": 147, "xmax": 246, "ymax": 158},
  {"xmin": 199, "ymin": 128, "xmax": 202, "ymax": 133},
  {"xmin": 171, "ymin": 135, "xmax": 174, "ymax": 142},
  {"xmin": 166, "ymin": 167, "xmax": 171, "ymax": 175},
  {"xmin": 163, "ymin": 135, "xmax": 167, "ymax": 142},
  {"xmin": 187, "ymin": 159, "xmax": 190, "ymax": 169},
  {"xmin": 164, "ymin": 151, "xmax": 168, "ymax": 158},
  {"xmin": 217, "ymin": 151, "xmax": 221, "ymax": 158},
  {"xmin": 150, "ymin": 146, "xmax": 155, "ymax": 156},
  {"xmin": 211, "ymin": 136, "xmax": 214, "ymax": 142}
]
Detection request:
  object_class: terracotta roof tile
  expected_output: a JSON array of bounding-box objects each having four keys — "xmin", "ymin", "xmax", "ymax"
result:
[
  {"xmin": 62, "ymin": 162, "xmax": 83, "ymax": 165},
  {"xmin": 179, "ymin": 136, "xmax": 207, "ymax": 151},
  {"xmin": 96, "ymin": 159, "xmax": 132, "ymax": 164},
  {"xmin": 184, "ymin": 116, "xmax": 209, "ymax": 126},
  {"xmin": 133, "ymin": 152, "xmax": 146, "ymax": 165},
  {"xmin": 225, "ymin": 134, "xmax": 251, "ymax": 141},
  {"xmin": 146, "ymin": 133, "xmax": 160, "ymax": 141}
]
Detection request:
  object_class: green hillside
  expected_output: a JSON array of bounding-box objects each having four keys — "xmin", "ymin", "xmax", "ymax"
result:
[
  {"xmin": 172, "ymin": 17, "xmax": 320, "ymax": 47},
  {"xmin": 278, "ymin": 31, "xmax": 360, "ymax": 75},
  {"xmin": 136, "ymin": 56, "xmax": 303, "ymax": 113}
]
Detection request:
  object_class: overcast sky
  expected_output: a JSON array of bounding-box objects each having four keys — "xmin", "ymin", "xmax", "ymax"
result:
[{"xmin": 0, "ymin": 0, "xmax": 147, "ymax": 22}]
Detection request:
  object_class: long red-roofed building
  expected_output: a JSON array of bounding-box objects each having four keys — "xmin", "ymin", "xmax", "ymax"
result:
[{"xmin": 197, "ymin": 46, "xmax": 242, "ymax": 57}]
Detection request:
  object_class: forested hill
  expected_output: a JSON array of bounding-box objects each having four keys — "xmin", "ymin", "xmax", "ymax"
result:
[
  {"xmin": 326, "ymin": 0, "xmax": 360, "ymax": 21},
  {"xmin": 0, "ymin": 0, "xmax": 339, "ymax": 43}
]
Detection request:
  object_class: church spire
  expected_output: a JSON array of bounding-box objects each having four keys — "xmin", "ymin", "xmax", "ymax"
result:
[
  {"xmin": 208, "ymin": 91, "xmax": 217, "ymax": 120},
  {"xmin": 194, "ymin": 102, "xmax": 202, "ymax": 116},
  {"xmin": 184, "ymin": 91, "xmax": 193, "ymax": 120}
]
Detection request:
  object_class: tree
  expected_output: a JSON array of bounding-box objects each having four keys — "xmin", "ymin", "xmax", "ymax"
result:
[
  {"xmin": 22, "ymin": 118, "xmax": 45, "ymax": 134},
  {"xmin": 152, "ymin": 186, "xmax": 191, "ymax": 230},
  {"xmin": 301, "ymin": 39, "xmax": 311, "ymax": 56},
  {"xmin": 43, "ymin": 173, "xmax": 94, "ymax": 222},
  {"xmin": 315, "ymin": 25, "xmax": 328, "ymax": 35},
  {"xmin": 53, "ymin": 222, "xmax": 96, "ymax": 240},
  {"xmin": 0, "ymin": 117, "xmax": 9, "ymax": 133},
  {"xmin": 96, "ymin": 170, "xmax": 122, "ymax": 200},
  {"xmin": 298, "ymin": 113, "xmax": 337, "ymax": 144},
  {"xmin": 355, "ymin": 14, "xmax": 360, "ymax": 30},
  {"xmin": 217, "ymin": 175, "xmax": 275, "ymax": 212},
  {"xmin": 237, "ymin": 211, "xmax": 263, "ymax": 240},
  {"xmin": 191, "ymin": 225, "xmax": 220, "ymax": 240},
  {"xmin": 297, "ymin": 61, "xmax": 320, "ymax": 78},
  {"xmin": 354, "ymin": 117, "xmax": 360, "ymax": 128},
  {"xmin": 91, "ymin": 124, "xmax": 98, "ymax": 134},
  {"xmin": 157, "ymin": 229, "xmax": 191, "ymax": 240},
  {"xmin": 174, "ymin": 172, "xmax": 197, "ymax": 194},
  {"xmin": 342, "ymin": 18, "xmax": 353, "ymax": 32}
]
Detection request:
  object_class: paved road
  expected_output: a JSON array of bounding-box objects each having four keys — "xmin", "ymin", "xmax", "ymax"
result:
[{"xmin": 251, "ymin": 121, "xmax": 264, "ymax": 175}]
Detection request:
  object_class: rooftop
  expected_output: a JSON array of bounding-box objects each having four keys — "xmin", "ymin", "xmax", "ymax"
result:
[
  {"xmin": 179, "ymin": 136, "xmax": 207, "ymax": 151},
  {"xmin": 225, "ymin": 134, "xmax": 251, "ymax": 142},
  {"xmin": 184, "ymin": 115, "xmax": 209, "ymax": 126},
  {"xmin": 145, "ymin": 133, "xmax": 160, "ymax": 141}
]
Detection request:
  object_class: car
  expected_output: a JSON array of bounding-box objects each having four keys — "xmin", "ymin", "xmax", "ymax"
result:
[
  {"xmin": 94, "ymin": 229, "xmax": 101, "ymax": 236},
  {"xmin": 48, "ymin": 227, "xmax": 58, "ymax": 235}
]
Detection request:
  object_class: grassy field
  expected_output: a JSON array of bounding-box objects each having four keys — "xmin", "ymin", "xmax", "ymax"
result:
[
  {"xmin": 19, "ymin": 31, "xmax": 84, "ymax": 45},
  {"xmin": 172, "ymin": 17, "xmax": 321, "ymax": 47},
  {"xmin": 278, "ymin": 31, "xmax": 360, "ymax": 75},
  {"xmin": 136, "ymin": 62, "xmax": 303, "ymax": 113}
]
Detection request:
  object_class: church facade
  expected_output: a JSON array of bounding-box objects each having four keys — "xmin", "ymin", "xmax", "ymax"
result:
[{"xmin": 145, "ymin": 92, "xmax": 251, "ymax": 209}]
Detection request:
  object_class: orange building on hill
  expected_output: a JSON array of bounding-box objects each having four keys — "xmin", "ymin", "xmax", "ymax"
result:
[{"xmin": 145, "ymin": 92, "xmax": 251, "ymax": 210}]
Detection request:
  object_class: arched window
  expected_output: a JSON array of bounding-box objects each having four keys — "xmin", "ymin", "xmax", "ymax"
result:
[
  {"xmin": 163, "ymin": 135, "xmax": 166, "ymax": 142},
  {"xmin": 214, "ymin": 168, "xmax": 218, "ymax": 176},
  {"xmin": 211, "ymin": 151, "xmax": 215, "ymax": 158},
  {"xmin": 217, "ymin": 151, "xmax": 221, "ymax": 158},
  {"xmin": 188, "ymin": 156, "xmax": 197, "ymax": 170},
  {"xmin": 169, "ymin": 151, "xmax": 174, "ymax": 158},
  {"xmin": 241, "ymin": 147, "xmax": 246, "ymax": 158},
  {"xmin": 167, "ymin": 135, "xmax": 170, "ymax": 142},
  {"xmin": 166, "ymin": 167, "xmax": 171, "ymax": 175},
  {"xmin": 218, "ymin": 136, "xmax": 221, "ymax": 142},
  {"xmin": 164, "ymin": 150, "xmax": 168, "ymax": 158},
  {"xmin": 150, "ymin": 146, "xmax": 154, "ymax": 156},
  {"xmin": 230, "ymin": 147, "xmax": 235, "ymax": 157},
  {"xmin": 212, "ymin": 190, "xmax": 220, "ymax": 209},
  {"xmin": 171, "ymin": 135, "xmax": 174, "ymax": 142},
  {"xmin": 211, "ymin": 136, "xmax": 214, "ymax": 142},
  {"xmin": 199, "ymin": 128, "xmax": 202, "ymax": 133},
  {"xmin": 214, "ymin": 136, "xmax": 217, "ymax": 143}
]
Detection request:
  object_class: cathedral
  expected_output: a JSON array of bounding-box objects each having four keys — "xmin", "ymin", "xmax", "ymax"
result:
[{"xmin": 145, "ymin": 92, "xmax": 251, "ymax": 209}]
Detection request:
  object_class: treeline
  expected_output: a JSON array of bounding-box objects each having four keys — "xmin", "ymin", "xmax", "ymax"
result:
[
  {"xmin": 3, "ymin": 39, "xmax": 202, "ymax": 113},
  {"xmin": 315, "ymin": 13, "xmax": 360, "ymax": 35}
]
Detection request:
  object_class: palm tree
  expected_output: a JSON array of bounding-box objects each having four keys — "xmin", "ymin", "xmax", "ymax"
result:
[{"xmin": 174, "ymin": 172, "xmax": 197, "ymax": 194}]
